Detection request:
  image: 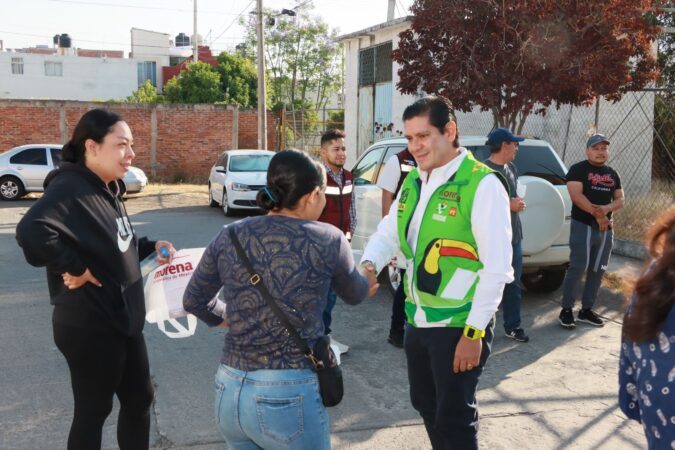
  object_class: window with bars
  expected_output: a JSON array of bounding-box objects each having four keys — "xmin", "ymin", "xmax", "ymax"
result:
[
  {"xmin": 44, "ymin": 61, "xmax": 63, "ymax": 77},
  {"xmin": 11, "ymin": 57, "xmax": 24, "ymax": 75},
  {"xmin": 358, "ymin": 42, "xmax": 393, "ymax": 86},
  {"xmin": 137, "ymin": 61, "xmax": 157, "ymax": 87}
]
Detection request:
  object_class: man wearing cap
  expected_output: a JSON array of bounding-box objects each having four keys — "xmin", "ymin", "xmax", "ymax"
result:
[
  {"xmin": 483, "ymin": 128, "xmax": 529, "ymax": 343},
  {"xmin": 360, "ymin": 96, "xmax": 513, "ymax": 449},
  {"xmin": 559, "ymin": 134, "xmax": 624, "ymax": 328}
]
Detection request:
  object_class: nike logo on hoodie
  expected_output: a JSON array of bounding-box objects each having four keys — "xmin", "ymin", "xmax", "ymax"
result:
[{"xmin": 116, "ymin": 217, "xmax": 133, "ymax": 252}]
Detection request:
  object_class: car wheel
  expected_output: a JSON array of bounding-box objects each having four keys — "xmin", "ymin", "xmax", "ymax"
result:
[
  {"xmin": 208, "ymin": 183, "xmax": 218, "ymax": 207},
  {"xmin": 0, "ymin": 176, "xmax": 25, "ymax": 201},
  {"xmin": 378, "ymin": 265, "xmax": 402, "ymax": 296},
  {"xmin": 521, "ymin": 268, "xmax": 567, "ymax": 293},
  {"xmin": 222, "ymin": 190, "xmax": 234, "ymax": 217}
]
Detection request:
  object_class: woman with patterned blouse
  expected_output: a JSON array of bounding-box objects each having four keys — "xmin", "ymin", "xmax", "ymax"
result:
[
  {"xmin": 183, "ymin": 150, "xmax": 378, "ymax": 450},
  {"xmin": 619, "ymin": 206, "xmax": 675, "ymax": 450}
]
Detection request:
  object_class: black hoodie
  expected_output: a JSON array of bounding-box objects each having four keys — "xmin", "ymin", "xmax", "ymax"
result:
[{"xmin": 16, "ymin": 162, "xmax": 155, "ymax": 336}]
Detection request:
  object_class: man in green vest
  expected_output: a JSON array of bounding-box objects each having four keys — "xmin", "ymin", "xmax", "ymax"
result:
[{"xmin": 360, "ymin": 96, "xmax": 513, "ymax": 449}]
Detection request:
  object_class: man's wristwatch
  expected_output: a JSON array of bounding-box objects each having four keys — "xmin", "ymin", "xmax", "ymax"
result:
[{"xmin": 463, "ymin": 325, "xmax": 485, "ymax": 341}]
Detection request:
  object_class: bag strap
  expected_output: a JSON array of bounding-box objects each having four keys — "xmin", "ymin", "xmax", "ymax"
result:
[{"xmin": 227, "ymin": 226, "xmax": 324, "ymax": 369}]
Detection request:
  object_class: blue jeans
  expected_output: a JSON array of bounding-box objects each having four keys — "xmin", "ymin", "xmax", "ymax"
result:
[
  {"xmin": 323, "ymin": 288, "xmax": 337, "ymax": 335},
  {"xmin": 214, "ymin": 365, "xmax": 331, "ymax": 450},
  {"xmin": 502, "ymin": 240, "xmax": 523, "ymax": 332}
]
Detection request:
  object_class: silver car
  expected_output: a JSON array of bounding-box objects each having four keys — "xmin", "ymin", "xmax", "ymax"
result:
[{"xmin": 0, "ymin": 144, "xmax": 148, "ymax": 200}]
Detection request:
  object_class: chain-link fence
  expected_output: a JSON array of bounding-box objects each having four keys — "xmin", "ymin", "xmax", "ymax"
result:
[
  {"xmin": 281, "ymin": 90, "xmax": 674, "ymax": 242},
  {"xmin": 279, "ymin": 108, "xmax": 344, "ymax": 157},
  {"xmin": 455, "ymin": 89, "xmax": 674, "ymax": 242}
]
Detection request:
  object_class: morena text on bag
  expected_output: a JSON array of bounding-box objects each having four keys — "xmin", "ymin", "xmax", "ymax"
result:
[{"xmin": 154, "ymin": 262, "xmax": 194, "ymax": 279}]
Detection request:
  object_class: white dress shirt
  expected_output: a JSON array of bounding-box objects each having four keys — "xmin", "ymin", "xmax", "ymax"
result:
[{"xmin": 361, "ymin": 148, "xmax": 514, "ymax": 330}]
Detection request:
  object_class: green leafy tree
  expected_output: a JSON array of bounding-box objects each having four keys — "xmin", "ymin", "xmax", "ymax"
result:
[
  {"xmin": 215, "ymin": 51, "xmax": 258, "ymax": 108},
  {"xmin": 126, "ymin": 80, "xmax": 161, "ymax": 103},
  {"xmin": 164, "ymin": 62, "xmax": 225, "ymax": 104},
  {"xmin": 240, "ymin": 6, "xmax": 343, "ymax": 110}
]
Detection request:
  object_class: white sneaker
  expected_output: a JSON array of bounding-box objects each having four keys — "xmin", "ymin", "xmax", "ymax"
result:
[{"xmin": 329, "ymin": 336, "xmax": 349, "ymax": 354}]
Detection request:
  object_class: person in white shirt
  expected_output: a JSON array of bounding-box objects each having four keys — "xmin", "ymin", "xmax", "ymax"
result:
[
  {"xmin": 377, "ymin": 148, "xmax": 417, "ymax": 347},
  {"xmin": 360, "ymin": 96, "xmax": 513, "ymax": 450}
]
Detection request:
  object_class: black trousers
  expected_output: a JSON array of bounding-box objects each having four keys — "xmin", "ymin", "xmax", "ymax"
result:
[
  {"xmin": 404, "ymin": 322, "xmax": 494, "ymax": 450},
  {"xmin": 53, "ymin": 323, "xmax": 155, "ymax": 450},
  {"xmin": 390, "ymin": 270, "xmax": 407, "ymax": 333}
]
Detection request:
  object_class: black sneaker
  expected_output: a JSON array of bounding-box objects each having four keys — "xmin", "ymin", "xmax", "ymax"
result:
[
  {"xmin": 577, "ymin": 308, "xmax": 605, "ymax": 327},
  {"xmin": 505, "ymin": 328, "xmax": 530, "ymax": 342},
  {"xmin": 559, "ymin": 308, "xmax": 576, "ymax": 328},
  {"xmin": 387, "ymin": 329, "xmax": 404, "ymax": 348}
]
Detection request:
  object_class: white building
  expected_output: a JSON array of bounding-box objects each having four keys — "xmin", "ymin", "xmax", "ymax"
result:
[
  {"xmin": 337, "ymin": 17, "xmax": 654, "ymax": 193},
  {"xmin": 0, "ymin": 51, "xmax": 140, "ymax": 101},
  {"xmin": 337, "ymin": 17, "xmax": 415, "ymax": 164},
  {"xmin": 130, "ymin": 28, "xmax": 171, "ymax": 92}
]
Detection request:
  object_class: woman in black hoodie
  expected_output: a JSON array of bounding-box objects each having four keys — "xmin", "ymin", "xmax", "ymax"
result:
[{"xmin": 15, "ymin": 109, "xmax": 174, "ymax": 450}]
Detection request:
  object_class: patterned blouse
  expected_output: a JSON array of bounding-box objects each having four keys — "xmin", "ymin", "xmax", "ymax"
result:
[
  {"xmin": 183, "ymin": 215, "xmax": 369, "ymax": 371},
  {"xmin": 619, "ymin": 295, "xmax": 675, "ymax": 450}
]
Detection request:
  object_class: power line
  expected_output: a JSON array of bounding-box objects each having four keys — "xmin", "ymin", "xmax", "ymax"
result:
[
  {"xmin": 46, "ymin": 0, "xmax": 242, "ymax": 16},
  {"xmin": 0, "ymin": 29, "xmax": 243, "ymax": 51},
  {"xmin": 209, "ymin": 0, "xmax": 255, "ymax": 47}
]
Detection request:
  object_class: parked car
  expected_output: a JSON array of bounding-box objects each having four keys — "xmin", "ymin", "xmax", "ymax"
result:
[
  {"xmin": 208, "ymin": 149, "xmax": 275, "ymax": 216},
  {"xmin": 350, "ymin": 136, "xmax": 572, "ymax": 294},
  {"xmin": 0, "ymin": 144, "xmax": 148, "ymax": 200}
]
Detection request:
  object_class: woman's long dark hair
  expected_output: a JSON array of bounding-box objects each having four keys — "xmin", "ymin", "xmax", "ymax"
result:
[
  {"xmin": 623, "ymin": 206, "xmax": 675, "ymax": 342},
  {"xmin": 61, "ymin": 109, "xmax": 122, "ymax": 163},
  {"xmin": 256, "ymin": 150, "xmax": 324, "ymax": 211}
]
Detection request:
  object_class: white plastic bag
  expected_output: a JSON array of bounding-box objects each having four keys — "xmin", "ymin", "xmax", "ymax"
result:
[{"xmin": 143, "ymin": 248, "xmax": 205, "ymax": 338}]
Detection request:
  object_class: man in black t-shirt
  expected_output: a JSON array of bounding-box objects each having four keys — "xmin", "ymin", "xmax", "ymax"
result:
[{"xmin": 559, "ymin": 134, "xmax": 625, "ymax": 329}]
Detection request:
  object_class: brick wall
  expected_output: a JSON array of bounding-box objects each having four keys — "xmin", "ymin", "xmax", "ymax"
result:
[{"xmin": 0, "ymin": 100, "xmax": 277, "ymax": 181}]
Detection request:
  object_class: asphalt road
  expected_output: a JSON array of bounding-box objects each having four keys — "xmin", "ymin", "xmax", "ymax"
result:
[{"xmin": 0, "ymin": 193, "xmax": 646, "ymax": 449}]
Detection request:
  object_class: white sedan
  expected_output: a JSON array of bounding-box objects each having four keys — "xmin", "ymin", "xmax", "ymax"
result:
[
  {"xmin": 208, "ymin": 149, "xmax": 275, "ymax": 216},
  {"xmin": 0, "ymin": 144, "xmax": 147, "ymax": 200}
]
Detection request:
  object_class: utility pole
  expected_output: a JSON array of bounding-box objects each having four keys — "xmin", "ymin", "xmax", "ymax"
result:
[
  {"xmin": 256, "ymin": 0, "xmax": 267, "ymax": 149},
  {"xmin": 193, "ymin": 0, "xmax": 198, "ymax": 63}
]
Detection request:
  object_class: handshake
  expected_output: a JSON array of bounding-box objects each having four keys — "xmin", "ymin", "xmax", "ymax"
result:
[{"xmin": 358, "ymin": 261, "xmax": 380, "ymax": 297}]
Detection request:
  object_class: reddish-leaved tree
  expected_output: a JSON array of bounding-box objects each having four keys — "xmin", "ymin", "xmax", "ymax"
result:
[{"xmin": 392, "ymin": 0, "xmax": 664, "ymax": 132}]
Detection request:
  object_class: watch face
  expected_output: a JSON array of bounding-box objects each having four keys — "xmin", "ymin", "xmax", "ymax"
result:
[{"xmin": 466, "ymin": 328, "xmax": 475, "ymax": 339}]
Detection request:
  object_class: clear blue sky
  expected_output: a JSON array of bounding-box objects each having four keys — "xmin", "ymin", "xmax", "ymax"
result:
[{"xmin": 1, "ymin": 0, "xmax": 414, "ymax": 54}]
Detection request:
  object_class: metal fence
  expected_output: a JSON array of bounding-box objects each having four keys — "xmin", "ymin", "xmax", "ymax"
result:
[
  {"xmin": 454, "ymin": 89, "xmax": 675, "ymax": 241},
  {"xmin": 281, "ymin": 90, "xmax": 674, "ymax": 241},
  {"xmin": 279, "ymin": 108, "xmax": 344, "ymax": 157}
]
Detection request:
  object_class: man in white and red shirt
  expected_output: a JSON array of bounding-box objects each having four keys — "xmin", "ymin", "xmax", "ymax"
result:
[{"xmin": 318, "ymin": 129, "xmax": 356, "ymax": 353}]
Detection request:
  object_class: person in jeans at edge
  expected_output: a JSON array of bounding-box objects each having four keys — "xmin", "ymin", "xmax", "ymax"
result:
[
  {"xmin": 360, "ymin": 96, "xmax": 513, "ymax": 450},
  {"xmin": 618, "ymin": 205, "xmax": 675, "ymax": 450},
  {"xmin": 15, "ymin": 109, "xmax": 175, "ymax": 450},
  {"xmin": 483, "ymin": 128, "xmax": 529, "ymax": 343},
  {"xmin": 559, "ymin": 134, "xmax": 624, "ymax": 328},
  {"xmin": 183, "ymin": 150, "xmax": 378, "ymax": 450},
  {"xmin": 317, "ymin": 129, "xmax": 357, "ymax": 354},
  {"xmin": 377, "ymin": 146, "xmax": 417, "ymax": 347}
]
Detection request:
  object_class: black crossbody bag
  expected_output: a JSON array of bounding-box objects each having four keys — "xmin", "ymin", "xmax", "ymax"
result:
[{"xmin": 228, "ymin": 227, "xmax": 344, "ymax": 407}]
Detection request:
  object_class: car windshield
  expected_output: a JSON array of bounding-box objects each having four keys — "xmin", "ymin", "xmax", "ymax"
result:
[
  {"xmin": 466, "ymin": 144, "xmax": 567, "ymax": 183},
  {"xmin": 228, "ymin": 155, "xmax": 272, "ymax": 172}
]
